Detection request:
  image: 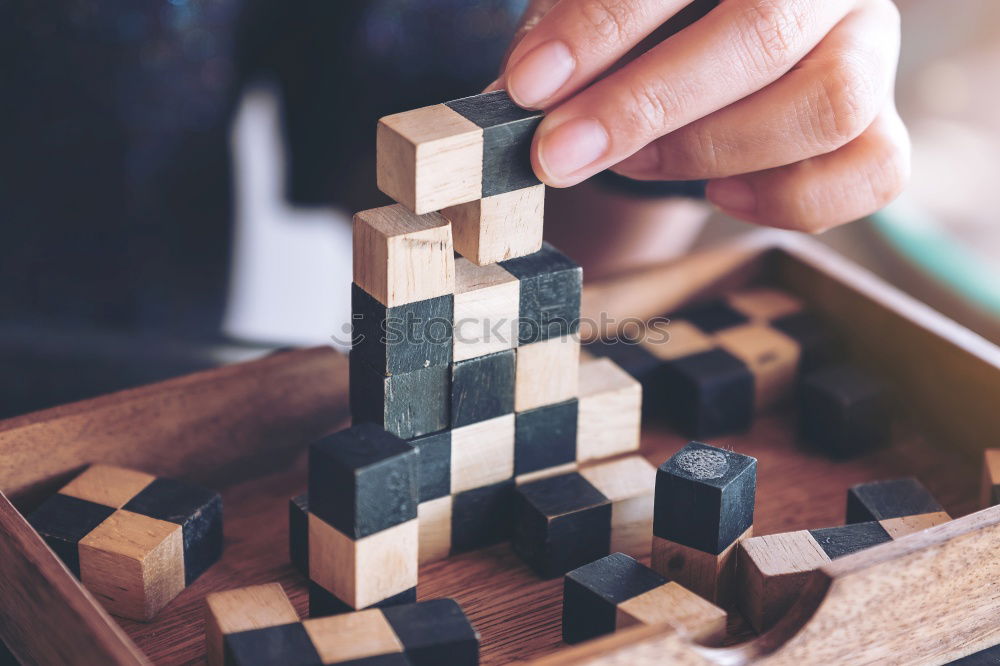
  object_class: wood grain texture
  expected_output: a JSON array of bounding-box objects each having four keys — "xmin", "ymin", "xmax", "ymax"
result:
[
  {"xmin": 352, "ymin": 205, "xmax": 456, "ymax": 308},
  {"xmin": 651, "ymin": 528, "xmax": 752, "ymax": 606},
  {"xmin": 515, "ymin": 335, "xmax": 580, "ymax": 412},
  {"xmin": 576, "ymin": 358, "xmax": 642, "ymax": 463},
  {"xmin": 616, "ymin": 581, "xmax": 727, "ymax": 643},
  {"xmin": 418, "ymin": 496, "xmax": 452, "ymax": 565},
  {"xmin": 59, "ymin": 465, "xmax": 156, "ymax": 509},
  {"xmin": 450, "ymin": 414, "xmax": 515, "ymax": 495},
  {"xmin": 453, "ymin": 258, "xmax": 519, "ymax": 362},
  {"xmin": 444, "ymin": 184, "xmax": 545, "ymax": 266},
  {"xmin": 204, "ymin": 583, "xmax": 299, "ymax": 666},
  {"xmin": 376, "ymin": 104, "xmax": 483, "ymax": 215},
  {"xmin": 879, "ymin": 511, "xmax": 952, "ymax": 539}
]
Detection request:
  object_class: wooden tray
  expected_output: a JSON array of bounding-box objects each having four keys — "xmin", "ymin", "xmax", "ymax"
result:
[{"xmin": 3, "ymin": 231, "xmax": 1000, "ymax": 666}]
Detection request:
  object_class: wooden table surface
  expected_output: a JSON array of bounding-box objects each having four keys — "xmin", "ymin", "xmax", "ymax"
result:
[{"xmin": 116, "ymin": 407, "xmax": 979, "ymax": 666}]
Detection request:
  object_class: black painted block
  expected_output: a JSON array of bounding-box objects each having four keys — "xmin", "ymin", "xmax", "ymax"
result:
[
  {"xmin": 123, "ymin": 477, "xmax": 224, "ymax": 584},
  {"xmin": 512, "ymin": 473, "xmax": 612, "ymax": 578},
  {"xmin": 308, "ymin": 422, "xmax": 418, "ymax": 539},
  {"xmin": 29, "ymin": 494, "xmax": 116, "ymax": 576},
  {"xmin": 451, "ymin": 350, "xmax": 515, "ymax": 428},
  {"xmin": 948, "ymin": 644, "xmax": 1000, "ymax": 665},
  {"xmin": 584, "ymin": 339, "xmax": 667, "ymax": 415},
  {"xmin": 289, "ymin": 494, "xmax": 309, "ymax": 576},
  {"xmin": 846, "ymin": 477, "xmax": 943, "ymax": 523},
  {"xmin": 223, "ymin": 623, "xmax": 321, "ymax": 666},
  {"xmin": 654, "ymin": 441, "xmax": 757, "ymax": 554},
  {"xmin": 799, "ymin": 364, "xmax": 891, "ymax": 458},
  {"xmin": 500, "ymin": 243, "xmax": 582, "ymax": 345},
  {"xmin": 660, "ymin": 348, "xmax": 754, "ymax": 438},
  {"xmin": 513, "ymin": 399, "xmax": 578, "ymax": 475},
  {"xmin": 382, "ymin": 599, "xmax": 480, "ymax": 666},
  {"xmin": 309, "ymin": 581, "xmax": 417, "ymax": 619},
  {"xmin": 562, "ymin": 552, "xmax": 666, "ymax": 644},
  {"xmin": 771, "ymin": 311, "xmax": 841, "ymax": 373},
  {"xmin": 444, "ymin": 90, "xmax": 542, "ymax": 197},
  {"xmin": 337, "ymin": 655, "xmax": 412, "ymax": 666},
  {"xmin": 809, "ymin": 521, "xmax": 892, "ymax": 560},
  {"xmin": 350, "ymin": 356, "xmax": 450, "ymax": 440},
  {"xmin": 351, "ymin": 284, "xmax": 453, "ymax": 376},
  {"xmin": 451, "ymin": 478, "xmax": 516, "ymax": 554},
  {"xmin": 673, "ymin": 300, "xmax": 748, "ymax": 334},
  {"xmin": 406, "ymin": 430, "xmax": 451, "ymax": 502}
]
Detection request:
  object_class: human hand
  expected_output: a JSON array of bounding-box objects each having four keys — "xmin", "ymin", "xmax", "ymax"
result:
[{"xmin": 494, "ymin": 0, "xmax": 910, "ymax": 232}]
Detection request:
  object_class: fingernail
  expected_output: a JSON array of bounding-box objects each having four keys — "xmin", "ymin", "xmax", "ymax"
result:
[
  {"xmin": 507, "ymin": 40, "xmax": 575, "ymax": 108},
  {"xmin": 707, "ymin": 178, "xmax": 757, "ymax": 213},
  {"xmin": 614, "ymin": 143, "xmax": 661, "ymax": 175},
  {"xmin": 537, "ymin": 117, "xmax": 610, "ymax": 183}
]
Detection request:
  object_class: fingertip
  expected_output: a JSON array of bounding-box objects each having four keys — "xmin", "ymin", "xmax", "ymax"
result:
[{"xmin": 706, "ymin": 177, "xmax": 757, "ymax": 215}]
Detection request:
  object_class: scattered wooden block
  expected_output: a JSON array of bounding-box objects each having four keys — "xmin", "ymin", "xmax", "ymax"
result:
[
  {"xmin": 514, "ymin": 334, "xmax": 580, "ymax": 412},
  {"xmin": 512, "ymin": 472, "xmax": 612, "ymax": 579},
  {"xmin": 407, "ymin": 429, "xmax": 452, "ymax": 504},
  {"xmin": 29, "ymin": 464, "xmax": 222, "ymax": 621},
  {"xmin": 450, "ymin": 414, "xmax": 515, "ymax": 494},
  {"xmin": 562, "ymin": 553, "xmax": 726, "ymax": 645},
  {"xmin": 982, "ymin": 449, "xmax": 1000, "ymax": 509},
  {"xmin": 444, "ymin": 183, "xmax": 545, "ymax": 266},
  {"xmin": 289, "ymin": 493, "xmax": 309, "ymax": 577},
  {"xmin": 578, "ymin": 456, "xmax": 656, "ymax": 557},
  {"xmin": 652, "ymin": 442, "xmax": 756, "ymax": 604},
  {"xmin": 714, "ymin": 323, "xmax": 801, "ymax": 409},
  {"xmin": 771, "ymin": 310, "xmax": 841, "ymax": 373},
  {"xmin": 377, "ymin": 90, "xmax": 542, "ymax": 214},
  {"xmin": 514, "ymin": 399, "xmax": 578, "ymax": 478},
  {"xmin": 659, "ymin": 348, "xmax": 755, "ymax": 438},
  {"xmin": 500, "ymin": 243, "xmax": 582, "ymax": 346},
  {"xmin": 351, "ymin": 284, "xmax": 453, "ymax": 375},
  {"xmin": 451, "ymin": 349, "xmax": 515, "ymax": 427},
  {"xmin": 672, "ymin": 300, "xmax": 749, "ymax": 334},
  {"xmin": 725, "ymin": 287, "xmax": 803, "ymax": 322},
  {"xmin": 379, "ymin": 598, "xmax": 480, "ymax": 665},
  {"xmin": 452, "ymin": 258, "xmax": 519, "ymax": 362},
  {"xmin": 349, "ymin": 357, "xmax": 450, "ymax": 440},
  {"xmin": 450, "ymin": 478, "xmax": 516, "ymax": 554},
  {"xmin": 204, "ymin": 583, "xmax": 299, "ymax": 666},
  {"xmin": 640, "ymin": 320, "xmax": 715, "ymax": 362},
  {"xmin": 353, "ymin": 204, "xmax": 455, "ymax": 307},
  {"xmin": 799, "ymin": 364, "xmax": 891, "ymax": 457},
  {"xmin": 576, "ymin": 358, "xmax": 642, "ymax": 464},
  {"xmin": 307, "ymin": 424, "xmax": 418, "ymax": 614},
  {"xmin": 846, "ymin": 477, "xmax": 946, "ymax": 524}
]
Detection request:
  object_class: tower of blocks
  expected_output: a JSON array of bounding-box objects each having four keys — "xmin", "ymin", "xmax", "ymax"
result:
[
  {"xmin": 28, "ymin": 464, "xmax": 222, "ymax": 621},
  {"xmin": 737, "ymin": 477, "xmax": 948, "ymax": 632},
  {"xmin": 651, "ymin": 442, "xmax": 757, "ymax": 605},
  {"xmin": 205, "ymin": 583, "xmax": 479, "ymax": 666}
]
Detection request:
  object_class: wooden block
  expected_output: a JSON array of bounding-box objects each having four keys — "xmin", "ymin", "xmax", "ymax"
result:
[
  {"xmin": 512, "ymin": 472, "xmax": 611, "ymax": 578},
  {"xmin": 846, "ymin": 477, "xmax": 945, "ymax": 523},
  {"xmin": 982, "ymin": 449, "xmax": 1000, "ymax": 509},
  {"xmin": 514, "ymin": 334, "xmax": 580, "ymax": 412},
  {"xmin": 945, "ymin": 643, "xmax": 1000, "ymax": 665},
  {"xmin": 29, "ymin": 466, "xmax": 223, "ymax": 621},
  {"xmin": 308, "ymin": 514, "xmax": 418, "ymax": 611},
  {"xmin": 302, "ymin": 609, "xmax": 403, "ymax": 664},
  {"xmin": 515, "ymin": 462, "xmax": 579, "ymax": 486},
  {"xmin": 204, "ymin": 583, "xmax": 299, "ymax": 666},
  {"xmin": 444, "ymin": 184, "xmax": 545, "ymax": 266},
  {"xmin": 514, "ymin": 399, "xmax": 578, "ymax": 477},
  {"xmin": 640, "ymin": 320, "xmax": 715, "ymax": 362},
  {"xmin": 380, "ymin": 598, "xmax": 481, "ymax": 666},
  {"xmin": 450, "ymin": 478, "xmax": 516, "ymax": 554},
  {"xmin": 78, "ymin": 510, "xmax": 184, "ymax": 621},
  {"xmin": 725, "ymin": 287, "xmax": 803, "ymax": 322},
  {"xmin": 351, "ymin": 284, "xmax": 453, "ymax": 375},
  {"xmin": 576, "ymin": 358, "xmax": 642, "ymax": 463},
  {"xmin": 563, "ymin": 553, "xmax": 725, "ymax": 646},
  {"xmin": 879, "ymin": 512, "xmax": 952, "ymax": 539},
  {"xmin": 500, "ymin": 243, "xmax": 582, "ymax": 346},
  {"xmin": 579, "ymin": 456, "xmax": 656, "ymax": 557},
  {"xmin": 799, "ymin": 364, "xmax": 891, "ymax": 457},
  {"xmin": 808, "ymin": 521, "xmax": 892, "ymax": 559},
  {"xmin": 450, "ymin": 413, "xmax": 515, "ymax": 494},
  {"xmin": 349, "ymin": 357, "xmax": 450, "ymax": 440},
  {"xmin": 376, "ymin": 103, "xmax": 483, "ymax": 215},
  {"xmin": 452, "ymin": 257, "xmax": 519, "ymax": 362},
  {"xmin": 652, "ymin": 442, "xmax": 757, "ymax": 604},
  {"xmin": 660, "ymin": 349, "xmax": 755, "ymax": 438},
  {"xmin": 407, "ymin": 429, "xmax": 452, "ymax": 503},
  {"xmin": 417, "ymin": 495, "xmax": 452, "ymax": 565},
  {"xmin": 310, "ymin": 582, "xmax": 417, "ymax": 620},
  {"xmin": 289, "ymin": 494, "xmax": 309, "ymax": 576},
  {"xmin": 771, "ymin": 310, "xmax": 842, "ymax": 373},
  {"xmin": 714, "ymin": 323, "xmax": 801, "ymax": 409},
  {"xmin": 308, "ymin": 422, "xmax": 418, "ymax": 539},
  {"xmin": 352, "ymin": 204, "xmax": 455, "ymax": 307},
  {"xmin": 672, "ymin": 300, "xmax": 749, "ymax": 334},
  {"xmin": 451, "ymin": 349, "xmax": 515, "ymax": 427}
]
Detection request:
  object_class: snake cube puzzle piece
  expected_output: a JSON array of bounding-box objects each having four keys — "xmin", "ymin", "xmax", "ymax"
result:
[
  {"xmin": 514, "ymin": 334, "xmax": 581, "ymax": 412},
  {"xmin": 652, "ymin": 442, "xmax": 757, "ymax": 605},
  {"xmin": 451, "ymin": 349, "xmax": 515, "ymax": 428},
  {"xmin": 28, "ymin": 464, "xmax": 222, "ymax": 621},
  {"xmin": 452, "ymin": 257, "xmax": 519, "ymax": 363},
  {"xmin": 206, "ymin": 585, "xmax": 479, "ymax": 666},
  {"xmin": 307, "ymin": 424, "xmax": 419, "ymax": 616},
  {"xmin": 845, "ymin": 477, "xmax": 948, "ymax": 527},
  {"xmin": 576, "ymin": 357, "xmax": 642, "ymax": 464},
  {"xmin": 349, "ymin": 358, "xmax": 450, "ymax": 440},
  {"xmin": 798, "ymin": 364, "xmax": 892, "ymax": 457},
  {"xmin": 562, "ymin": 552, "xmax": 726, "ymax": 645},
  {"xmin": 500, "ymin": 243, "xmax": 582, "ymax": 347},
  {"xmin": 659, "ymin": 348, "xmax": 755, "ymax": 439},
  {"xmin": 514, "ymin": 399, "xmax": 579, "ymax": 480}
]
